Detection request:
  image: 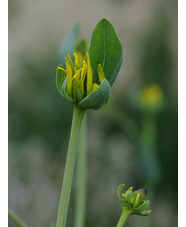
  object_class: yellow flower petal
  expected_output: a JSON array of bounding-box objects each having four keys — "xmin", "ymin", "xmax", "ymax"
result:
[
  {"xmin": 66, "ymin": 76, "xmax": 73, "ymax": 97},
  {"xmin": 72, "ymin": 69, "xmax": 81, "ymax": 99},
  {"xmin": 98, "ymin": 63, "xmax": 105, "ymax": 82},
  {"xmin": 65, "ymin": 57, "xmax": 73, "ymax": 78},
  {"xmin": 75, "ymin": 51, "xmax": 84, "ymax": 66},
  {"xmin": 73, "ymin": 53, "xmax": 81, "ymax": 71},
  {"xmin": 67, "ymin": 54, "xmax": 74, "ymax": 74},
  {"xmin": 86, "ymin": 53, "xmax": 93, "ymax": 95},
  {"xmin": 57, "ymin": 66, "xmax": 66, "ymax": 76},
  {"xmin": 79, "ymin": 61, "xmax": 87, "ymax": 97},
  {"xmin": 92, "ymin": 83, "xmax": 99, "ymax": 92}
]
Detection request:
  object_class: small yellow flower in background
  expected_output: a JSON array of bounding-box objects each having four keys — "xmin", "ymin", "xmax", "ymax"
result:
[{"xmin": 139, "ymin": 84, "xmax": 163, "ymax": 106}]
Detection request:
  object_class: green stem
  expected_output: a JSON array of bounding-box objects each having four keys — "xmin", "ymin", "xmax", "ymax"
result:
[
  {"xmin": 56, "ymin": 105, "xmax": 85, "ymax": 227},
  {"xmin": 139, "ymin": 115, "xmax": 162, "ymax": 185},
  {"xmin": 116, "ymin": 207, "xmax": 132, "ymax": 227},
  {"xmin": 8, "ymin": 208, "xmax": 28, "ymax": 227},
  {"xmin": 74, "ymin": 115, "xmax": 87, "ymax": 227}
]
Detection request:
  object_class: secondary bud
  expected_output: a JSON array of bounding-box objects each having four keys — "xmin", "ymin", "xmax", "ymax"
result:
[{"xmin": 117, "ymin": 184, "xmax": 151, "ymax": 216}]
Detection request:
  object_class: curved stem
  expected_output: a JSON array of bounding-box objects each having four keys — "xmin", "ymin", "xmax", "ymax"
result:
[
  {"xmin": 56, "ymin": 105, "xmax": 85, "ymax": 227},
  {"xmin": 8, "ymin": 208, "xmax": 28, "ymax": 227},
  {"xmin": 116, "ymin": 207, "xmax": 132, "ymax": 227},
  {"xmin": 74, "ymin": 114, "xmax": 87, "ymax": 227}
]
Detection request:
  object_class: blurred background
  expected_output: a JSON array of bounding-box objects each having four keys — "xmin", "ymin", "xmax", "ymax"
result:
[{"xmin": 8, "ymin": 0, "xmax": 177, "ymax": 226}]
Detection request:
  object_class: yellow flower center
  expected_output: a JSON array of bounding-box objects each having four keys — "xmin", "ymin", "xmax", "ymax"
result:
[{"xmin": 57, "ymin": 53, "xmax": 105, "ymax": 101}]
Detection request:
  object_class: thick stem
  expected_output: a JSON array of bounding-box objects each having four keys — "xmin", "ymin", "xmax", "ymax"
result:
[
  {"xmin": 56, "ymin": 105, "xmax": 85, "ymax": 227},
  {"xmin": 74, "ymin": 114, "xmax": 87, "ymax": 227},
  {"xmin": 116, "ymin": 207, "xmax": 132, "ymax": 227},
  {"xmin": 8, "ymin": 208, "xmax": 28, "ymax": 227}
]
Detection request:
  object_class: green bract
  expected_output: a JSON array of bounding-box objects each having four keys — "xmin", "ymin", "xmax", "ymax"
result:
[{"xmin": 56, "ymin": 18, "xmax": 123, "ymax": 110}]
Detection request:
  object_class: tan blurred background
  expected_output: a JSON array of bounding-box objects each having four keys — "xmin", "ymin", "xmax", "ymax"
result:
[{"xmin": 9, "ymin": 0, "xmax": 177, "ymax": 226}]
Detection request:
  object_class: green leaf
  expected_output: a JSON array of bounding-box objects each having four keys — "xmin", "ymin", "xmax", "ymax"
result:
[
  {"xmin": 58, "ymin": 23, "xmax": 80, "ymax": 66},
  {"xmin": 61, "ymin": 76, "xmax": 75, "ymax": 102},
  {"xmin": 125, "ymin": 191, "xmax": 132, "ymax": 204},
  {"xmin": 78, "ymin": 79, "xmax": 110, "ymax": 110},
  {"xmin": 56, "ymin": 65, "xmax": 65, "ymax": 95},
  {"xmin": 135, "ymin": 200, "xmax": 150, "ymax": 213},
  {"xmin": 88, "ymin": 18, "xmax": 123, "ymax": 85},
  {"xmin": 117, "ymin": 184, "xmax": 125, "ymax": 202}
]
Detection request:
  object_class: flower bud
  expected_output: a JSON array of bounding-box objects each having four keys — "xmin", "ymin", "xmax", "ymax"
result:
[
  {"xmin": 56, "ymin": 52, "xmax": 110, "ymax": 110},
  {"xmin": 131, "ymin": 188, "xmax": 147, "ymax": 206},
  {"xmin": 56, "ymin": 18, "xmax": 123, "ymax": 110},
  {"xmin": 117, "ymin": 184, "xmax": 151, "ymax": 216}
]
